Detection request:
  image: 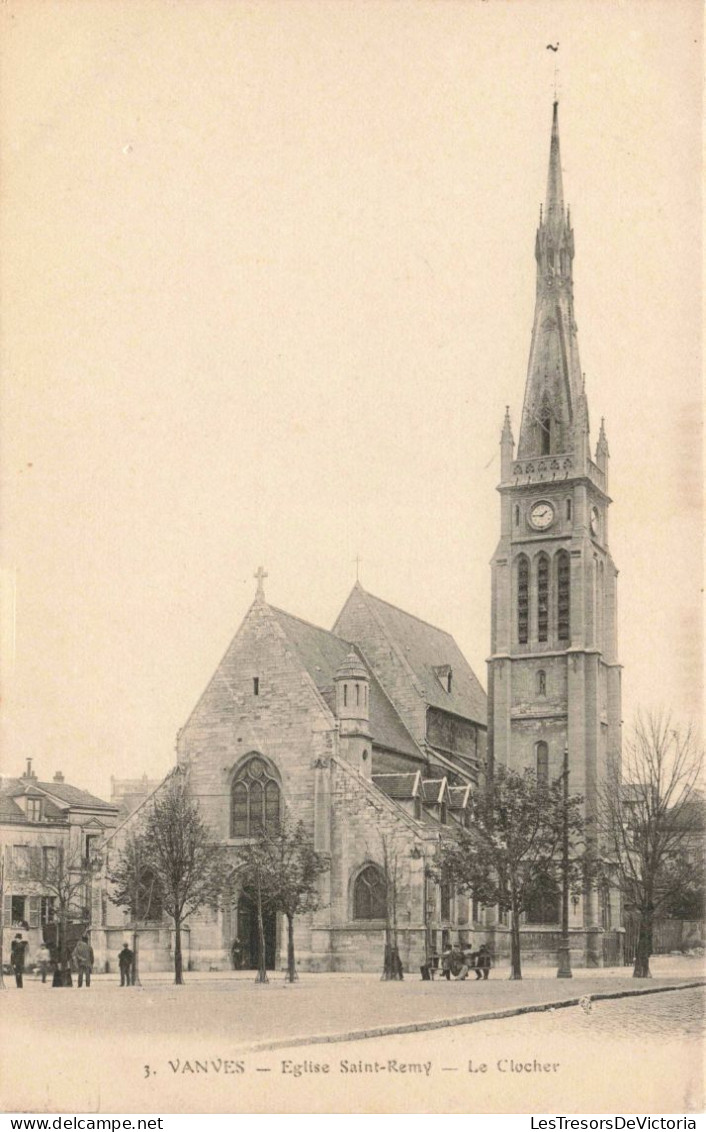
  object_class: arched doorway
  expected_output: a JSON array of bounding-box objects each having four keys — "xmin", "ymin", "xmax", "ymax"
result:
[{"xmin": 237, "ymin": 894, "xmax": 277, "ymax": 970}]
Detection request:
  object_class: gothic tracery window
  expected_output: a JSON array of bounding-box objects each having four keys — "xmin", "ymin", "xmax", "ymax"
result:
[
  {"xmin": 537, "ymin": 554, "xmax": 549, "ymax": 642},
  {"xmin": 353, "ymin": 865, "xmax": 387, "ymax": 920},
  {"xmin": 517, "ymin": 556, "xmax": 529, "ymax": 645},
  {"xmin": 557, "ymin": 550, "xmax": 571, "ymax": 642},
  {"xmin": 230, "ymin": 757, "xmax": 281, "ymax": 838}
]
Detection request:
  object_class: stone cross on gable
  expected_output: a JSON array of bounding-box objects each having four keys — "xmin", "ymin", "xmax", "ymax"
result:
[{"xmin": 254, "ymin": 565, "xmax": 268, "ymax": 600}]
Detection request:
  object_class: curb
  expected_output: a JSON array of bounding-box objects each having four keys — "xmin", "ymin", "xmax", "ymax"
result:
[{"xmin": 245, "ymin": 979, "xmax": 706, "ymax": 1053}]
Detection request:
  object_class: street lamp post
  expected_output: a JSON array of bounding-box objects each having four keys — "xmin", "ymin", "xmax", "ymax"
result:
[{"xmin": 557, "ymin": 745, "xmax": 572, "ymax": 978}]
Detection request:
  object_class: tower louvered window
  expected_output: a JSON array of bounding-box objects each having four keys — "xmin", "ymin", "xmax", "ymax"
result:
[
  {"xmin": 557, "ymin": 551, "xmax": 571, "ymax": 641},
  {"xmin": 537, "ymin": 554, "xmax": 549, "ymax": 642},
  {"xmin": 517, "ymin": 556, "xmax": 529, "ymax": 644}
]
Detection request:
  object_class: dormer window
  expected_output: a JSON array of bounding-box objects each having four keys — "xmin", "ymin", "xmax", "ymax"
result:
[
  {"xmin": 26, "ymin": 798, "xmax": 42, "ymax": 822},
  {"xmin": 434, "ymin": 665, "xmax": 453, "ymax": 694}
]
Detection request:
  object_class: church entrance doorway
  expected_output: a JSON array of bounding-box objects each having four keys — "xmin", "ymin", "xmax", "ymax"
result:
[{"xmin": 237, "ymin": 894, "xmax": 277, "ymax": 970}]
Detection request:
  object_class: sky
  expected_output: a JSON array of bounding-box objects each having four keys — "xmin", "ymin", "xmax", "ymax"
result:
[{"xmin": 1, "ymin": 0, "xmax": 702, "ymax": 800}]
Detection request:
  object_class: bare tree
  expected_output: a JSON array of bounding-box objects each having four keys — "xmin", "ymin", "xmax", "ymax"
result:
[
  {"xmin": 108, "ymin": 830, "xmax": 162, "ymax": 986},
  {"xmin": 598, "ymin": 711, "xmax": 703, "ymax": 978},
  {"xmin": 20, "ymin": 842, "xmax": 102, "ymax": 986},
  {"xmin": 380, "ymin": 835, "xmax": 403, "ymax": 981},
  {"xmin": 435, "ymin": 765, "xmax": 587, "ymax": 979},
  {"xmin": 235, "ymin": 838, "xmax": 276, "ymax": 984},
  {"xmin": 139, "ymin": 772, "xmax": 228, "ymax": 985}
]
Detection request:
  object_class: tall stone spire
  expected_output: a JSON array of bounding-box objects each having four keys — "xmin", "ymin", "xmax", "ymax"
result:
[{"xmin": 517, "ymin": 101, "xmax": 583, "ymax": 462}]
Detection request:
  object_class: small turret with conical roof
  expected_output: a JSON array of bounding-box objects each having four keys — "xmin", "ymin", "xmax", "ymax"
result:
[{"xmin": 334, "ymin": 648, "xmax": 372, "ymax": 778}]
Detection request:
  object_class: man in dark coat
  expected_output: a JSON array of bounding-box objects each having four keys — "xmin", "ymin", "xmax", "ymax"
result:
[
  {"xmin": 10, "ymin": 934, "xmax": 27, "ymax": 989},
  {"xmin": 476, "ymin": 943, "xmax": 492, "ymax": 979},
  {"xmin": 73, "ymin": 934, "xmax": 94, "ymax": 988},
  {"xmin": 118, "ymin": 942, "xmax": 134, "ymax": 986}
]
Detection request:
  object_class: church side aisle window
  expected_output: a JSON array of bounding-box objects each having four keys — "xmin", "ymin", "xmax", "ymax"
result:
[
  {"xmin": 230, "ymin": 757, "xmax": 281, "ymax": 838},
  {"xmin": 353, "ymin": 865, "xmax": 387, "ymax": 920},
  {"xmin": 557, "ymin": 551, "xmax": 571, "ymax": 641},
  {"xmin": 517, "ymin": 556, "xmax": 529, "ymax": 644}
]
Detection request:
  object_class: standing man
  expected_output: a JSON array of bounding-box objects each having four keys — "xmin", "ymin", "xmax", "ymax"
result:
[
  {"xmin": 476, "ymin": 943, "xmax": 492, "ymax": 980},
  {"xmin": 73, "ymin": 934, "xmax": 94, "ymax": 988},
  {"xmin": 10, "ymin": 934, "xmax": 26, "ymax": 989},
  {"xmin": 230, "ymin": 937, "xmax": 243, "ymax": 970},
  {"xmin": 118, "ymin": 942, "xmax": 134, "ymax": 986},
  {"xmin": 36, "ymin": 941, "xmax": 51, "ymax": 983}
]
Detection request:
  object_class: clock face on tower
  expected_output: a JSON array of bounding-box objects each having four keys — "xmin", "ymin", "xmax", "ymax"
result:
[{"xmin": 528, "ymin": 500, "xmax": 555, "ymax": 531}]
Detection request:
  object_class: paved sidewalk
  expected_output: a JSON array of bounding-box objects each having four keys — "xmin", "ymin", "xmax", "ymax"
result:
[{"xmin": 4, "ymin": 955, "xmax": 703, "ymax": 1050}]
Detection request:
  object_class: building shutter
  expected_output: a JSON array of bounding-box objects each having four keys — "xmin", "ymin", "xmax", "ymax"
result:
[
  {"xmin": 28, "ymin": 895, "xmax": 40, "ymax": 928},
  {"xmin": 3, "ymin": 894, "xmax": 12, "ymax": 926}
]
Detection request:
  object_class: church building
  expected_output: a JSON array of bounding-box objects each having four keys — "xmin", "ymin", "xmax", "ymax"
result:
[
  {"xmin": 98, "ymin": 100, "xmax": 624, "ymax": 973},
  {"xmin": 100, "ymin": 578, "xmax": 487, "ymax": 973}
]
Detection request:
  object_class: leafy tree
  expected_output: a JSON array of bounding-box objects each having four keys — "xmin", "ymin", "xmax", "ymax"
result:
[
  {"xmin": 139, "ymin": 772, "xmax": 229, "ymax": 984},
  {"xmin": 598, "ymin": 711, "xmax": 703, "ymax": 978},
  {"xmin": 107, "ymin": 830, "xmax": 163, "ymax": 986},
  {"xmin": 435, "ymin": 764, "xmax": 586, "ymax": 979},
  {"xmin": 237, "ymin": 820, "xmax": 327, "ymax": 983},
  {"xmin": 20, "ymin": 842, "xmax": 102, "ymax": 985}
]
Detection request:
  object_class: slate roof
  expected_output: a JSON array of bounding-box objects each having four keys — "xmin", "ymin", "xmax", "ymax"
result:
[
  {"xmin": 448, "ymin": 784, "xmax": 472, "ymax": 809},
  {"xmin": 339, "ymin": 586, "xmax": 487, "ymax": 726},
  {"xmin": 421, "ymin": 779, "xmax": 446, "ymax": 804},
  {"xmin": 270, "ymin": 607, "xmax": 422, "ymax": 761},
  {"xmin": 0, "ymin": 794, "xmax": 27, "ymax": 823},
  {"xmin": 0, "ymin": 776, "xmax": 116, "ymax": 819},
  {"xmin": 371, "ymin": 772, "xmax": 421, "ymax": 801}
]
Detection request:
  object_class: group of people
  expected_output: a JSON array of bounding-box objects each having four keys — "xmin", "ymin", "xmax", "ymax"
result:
[
  {"xmin": 421, "ymin": 941, "xmax": 492, "ymax": 981},
  {"xmin": 8, "ymin": 933, "xmax": 136, "ymax": 988},
  {"xmin": 441, "ymin": 942, "xmax": 492, "ymax": 981}
]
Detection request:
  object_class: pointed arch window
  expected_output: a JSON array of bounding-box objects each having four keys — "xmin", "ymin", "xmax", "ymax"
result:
[
  {"xmin": 557, "ymin": 551, "xmax": 571, "ymax": 642},
  {"xmin": 537, "ymin": 554, "xmax": 550, "ymax": 642},
  {"xmin": 353, "ymin": 865, "xmax": 387, "ymax": 920},
  {"xmin": 540, "ymin": 407, "xmax": 551, "ymax": 455},
  {"xmin": 537, "ymin": 669, "xmax": 547, "ymax": 696},
  {"xmin": 526, "ymin": 874, "xmax": 560, "ymax": 924},
  {"xmin": 230, "ymin": 757, "xmax": 280, "ymax": 838},
  {"xmin": 517, "ymin": 555, "xmax": 529, "ymax": 645}
]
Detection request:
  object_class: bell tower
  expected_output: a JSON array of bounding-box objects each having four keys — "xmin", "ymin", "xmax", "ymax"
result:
[{"xmin": 488, "ymin": 102, "xmax": 622, "ymax": 963}]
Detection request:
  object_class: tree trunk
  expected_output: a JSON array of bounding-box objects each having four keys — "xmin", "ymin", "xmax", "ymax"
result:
[
  {"xmin": 60, "ymin": 909, "xmax": 71, "ymax": 986},
  {"xmin": 255, "ymin": 875, "xmax": 268, "ymax": 984},
  {"xmin": 286, "ymin": 913, "xmax": 298, "ymax": 983},
  {"xmin": 132, "ymin": 926, "xmax": 141, "ymax": 987},
  {"xmin": 381, "ymin": 924, "xmax": 392, "ymax": 980},
  {"xmin": 633, "ymin": 910, "xmax": 653, "ymax": 979},
  {"xmin": 174, "ymin": 920, "xmax": 184, "ymax": 985},
  {"xmin": 509, "ymin": 899, "xmax": 522, "ymax": 980}
]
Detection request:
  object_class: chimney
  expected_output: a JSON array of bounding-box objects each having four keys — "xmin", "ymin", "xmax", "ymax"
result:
[
  {"xmin": 53, "ymin": 771, "xmax": 65, "ymax": 783},
  {"xmin": 21, "ymin": 758, "xmax": 36, "ymax": 780}
]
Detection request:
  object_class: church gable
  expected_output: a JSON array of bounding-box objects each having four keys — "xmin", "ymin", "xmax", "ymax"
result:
[{"xmin": 177, "ymin": 599, "xmax": 336, "ymax": 843}]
